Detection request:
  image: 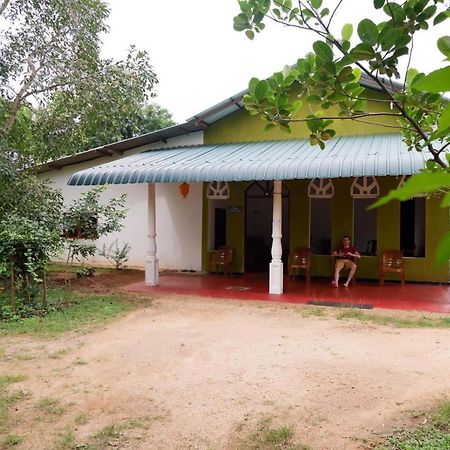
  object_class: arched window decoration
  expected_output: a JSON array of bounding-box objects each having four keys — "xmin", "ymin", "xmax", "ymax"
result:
[
  {"xmin": 207, "ymin": 181, "xmax": 230, "ymax": 200},
  {"xmin": 351, "ymin": 176, "xmax": 380, "ymax": 198},
  {"xmin": 308, "ymin": 178, "xmax": 334, "ymax": 198}
]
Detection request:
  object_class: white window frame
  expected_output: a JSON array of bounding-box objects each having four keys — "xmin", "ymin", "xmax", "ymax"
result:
[
  {"xmin": 207, "ymin": 181, "xmax": 230, "ymax": 200},
  {"xmin": 308, "ymin": 178, "xmax": 334, "ymax": 198},
  {"xmin": 351, "ymin": 176, "xmax": 380, "ymax": 199}
]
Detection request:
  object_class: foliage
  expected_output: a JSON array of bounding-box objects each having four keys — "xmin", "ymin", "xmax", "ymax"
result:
[
  {"xmin": 99, "ymin": 239, "xmax": 131, "ymax": 270},
  {"xmin": 63, "ymin": 186, "xmax": 127, "ymax": 297},
  {"xmin": 134, "ymin": 103, "xmax": 176, "ymax": 135},
  {"xmin": 234, "ymin": 0, "xmax": 450, "ymax": 262},
  {"xmin": 0, "ymin": 290, "xmax": 129, "ymax": 336},
  {"xmin": 76, "ymin": 266, "xmax": 96, "ymax": 278},
  {"xmin": 376, "ymin": 400, "xmax": 450, "ymax": 449},
  {"xmin": 0, "ymin": 151, "xmax": 64, "ymax": 310},
  {"xmin": 0, "ymin": 0, "xmax": 162, "ymax": 165}
]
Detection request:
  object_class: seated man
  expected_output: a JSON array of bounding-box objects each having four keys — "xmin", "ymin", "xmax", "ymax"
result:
[{"xmin": 331, "ymin": 235, "xmax": 360, "ymax": 288}]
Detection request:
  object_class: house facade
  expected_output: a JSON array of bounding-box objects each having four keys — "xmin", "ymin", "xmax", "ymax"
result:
[{"xmin": 39, "ymin": 75, "xmax": 449, "ymax": 290}]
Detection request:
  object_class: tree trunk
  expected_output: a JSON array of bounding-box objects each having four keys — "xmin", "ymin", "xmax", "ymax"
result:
[{"xmin": 9, "ymin": 261, "xmax": 16, "ymax": 313}]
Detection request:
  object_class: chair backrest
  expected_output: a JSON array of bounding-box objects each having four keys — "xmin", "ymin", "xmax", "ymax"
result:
[
  {"xmin": 382, "ymin": 250, "xmax": 404, "ymax": 269},
  {"xmin": 217, "ymin": 246, "xmax": 233, "ymax": 263},
  {"xmin": 291, "ymin": 247, "xmax": 311, "ymax": 267}
]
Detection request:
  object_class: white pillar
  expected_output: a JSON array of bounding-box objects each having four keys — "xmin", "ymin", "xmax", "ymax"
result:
[
  {"xmin": 269, "ymin": 180, "xmax": 283, "ymax": 294},
  {"xmin": 145, "ymin": 183, "xmax": 159, "ymax": 286}
]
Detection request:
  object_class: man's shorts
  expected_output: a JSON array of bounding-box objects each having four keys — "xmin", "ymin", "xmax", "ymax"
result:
[{"xmin": 335, "ymin": 259, "xmax": 356, "ymax": 270}]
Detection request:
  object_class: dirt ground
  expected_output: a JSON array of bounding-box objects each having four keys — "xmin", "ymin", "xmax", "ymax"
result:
[{"xmin": 1, "ymin": 272, "xmax": 450, "ymax": 449}]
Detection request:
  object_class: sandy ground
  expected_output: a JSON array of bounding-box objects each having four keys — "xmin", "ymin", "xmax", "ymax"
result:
[{"xmin": 1, "ymin": 293, "xmax": 450, "ymax": 450}]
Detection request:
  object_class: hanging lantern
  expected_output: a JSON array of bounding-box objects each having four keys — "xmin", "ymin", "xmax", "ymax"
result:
[{"xmin": 179, "ymin": 182, "xmax": 190, "ymax": 199}]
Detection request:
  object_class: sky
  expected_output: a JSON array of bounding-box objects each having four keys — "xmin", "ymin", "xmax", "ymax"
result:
[{"xmin": 102, "ymin": 0, "xmax": 448, "ymax": 124}]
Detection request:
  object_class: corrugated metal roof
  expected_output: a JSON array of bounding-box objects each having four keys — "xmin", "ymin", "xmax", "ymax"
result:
[{"xmin": 68, "ymin": 134, "xmax": 434, "ymax": 186}]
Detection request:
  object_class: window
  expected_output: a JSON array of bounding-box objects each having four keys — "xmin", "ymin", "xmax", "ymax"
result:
[
  {"xmin": 351, "ymin": 176, "xmax": 379, "ymax": 198},
  {"xmin": 308, "ymin": 178, "xmax": 334, "ymax": 198},
  {"xmin": 310, "ymin": 198, "xmax": 332, "ymax": 255},
  {"xmin": 353, "ymin": 199, "xmax": 377, "ymax": 255},
  {"xmin": 400, "ymin": 197, "xmax": 426, "ymax": 257},
  {"xmin": 207, "ymin": 181, "xmax": 229, "ymax": 200}
]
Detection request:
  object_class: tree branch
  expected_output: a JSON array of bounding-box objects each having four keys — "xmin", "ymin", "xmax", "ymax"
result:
[
  {"xmin": 281, "ymin": 112, "xmax": 403, "ymax": 122},
  {"xmin": 0, "ymin": 0, "xmax": 11, "ymax": 16},
  {"xmin": 327, "ymin": 0, "xmax": 344, "ymax": 28}
]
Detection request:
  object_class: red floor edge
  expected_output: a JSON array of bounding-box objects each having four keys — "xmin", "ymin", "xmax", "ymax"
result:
[{"xmin": 123, "ymin": 273, "xmax": 450, "ymax": 314}]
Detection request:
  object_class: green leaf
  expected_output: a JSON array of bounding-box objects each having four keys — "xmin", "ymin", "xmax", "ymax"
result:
[
  {"xmin": 371, "ymin": 172, "xmax": 450, "ymax": 208},
  {"xmin": 383, "ymin": 2, "xmax": 406, "ymax": 22},
  {"xmin": 254, "ymin": 80, "xmax": 269, "ymax": 101},
  {"xmin": 436, "ymin": 231, "xmax": 450, "ymax": 266},
  {"xmin": 264, "ymin": 123, "xmax": 276, "ymax": 131},
  {"xmin": 313, "ymin": 40, "xmax": 333, "ymax": 61},
  {"xmin": 248, "ymin": 78, "xmax": 260, "ymax": 95},
  {"xmin": 245, "ymin": 30, "xmax": 254, "ymax": 40},
  {"xmin": 406, "ymin": 68, "xmax": 419, "ymax": 92},
  {"xmin": 306, "ymin": 94, "xmax": 322, "ymax": 103},
  {"xmin": 437, "ymin": 36, "xmax": 450, "ymax": 58},
  {"xmin": 357, "ymin": 19, "xmax": 379, "ymax": 45},
  {"xmin": 413, "ymin": 66, "xmax": 450, "ymax": 92},
  {"xmin": 438, "ymin": 103, "xmax": 450, "ymax": 131},
  {"xmin": 341, "ymin": 23, "xmax": 353, "ymax": 42},
  {"xmin": 310, "ymin": 0, "xmax": 322, "ymax": 8},
  {"xmin": 320, "ymin": 7, "xmax": 329, "ymax": 17},
  {"xmin": 350, "ymin": 43, "xmax": 375, "ymax": 60},
  {"xmin": 434, "ymin": 11, "xmax": 450, "ymax": 26},
  {"xmin": 379, "ymin": 25, "xmax": 405, "ymax": 50},
  {"xmin": 374, "ymin": 0, "xmax": 385, "ymax": 8}
]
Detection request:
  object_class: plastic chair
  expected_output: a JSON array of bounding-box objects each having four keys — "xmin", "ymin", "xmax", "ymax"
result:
[
  {"xmin": 209, "ymin": 246, "xmax": 233, "ymax": 276},
  {"xmin": 288, "ymin": 247, "xmax": 312, "ymax": 282},
  {"xmin": 379, "ymin": 250, "xmax": 405, "ymax": 285}
]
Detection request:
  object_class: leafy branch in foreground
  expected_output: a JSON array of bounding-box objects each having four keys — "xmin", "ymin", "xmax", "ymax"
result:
[{"xmin": 234, "ymin": 0, "xmax": 450, "ymax": 262}]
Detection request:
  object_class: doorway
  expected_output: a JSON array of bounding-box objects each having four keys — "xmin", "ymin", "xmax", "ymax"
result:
[
  {"xmin": 245, "ymin": 181, "xmax": 290, "ymax": 273},
  {"xmin": 208, "ymin": 199, "xmax": 227, "ymax": 250}
]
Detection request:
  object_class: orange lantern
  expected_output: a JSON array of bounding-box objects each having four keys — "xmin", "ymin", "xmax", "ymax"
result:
[{"xmin": 179, "ymin": 182, "xmax": 190, "ymax": 199}]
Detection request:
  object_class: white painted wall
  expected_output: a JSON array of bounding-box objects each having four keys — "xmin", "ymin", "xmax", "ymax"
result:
[{"xmin": 38, "ymin": 132, "xmax": 204, "ymax": 270}]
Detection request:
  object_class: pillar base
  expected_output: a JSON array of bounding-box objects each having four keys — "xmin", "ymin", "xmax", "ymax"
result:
[
  {"xmin": 145, "ymin": 256, "xmax": 159, "ymax": 286},
  {"xmin": 269, "ymin": 260, "xmax": 283, "ymax": 294}
]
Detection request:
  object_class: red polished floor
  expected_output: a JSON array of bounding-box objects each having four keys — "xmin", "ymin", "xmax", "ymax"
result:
[{"xmin": 123, "ymin": 273, "xmax": 450, "ymax": 314}]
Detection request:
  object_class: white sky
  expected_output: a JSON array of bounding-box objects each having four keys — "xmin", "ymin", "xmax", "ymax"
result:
[{"xmin": 102, "ymin": 0, "xmax": 447, "ymax": 123}]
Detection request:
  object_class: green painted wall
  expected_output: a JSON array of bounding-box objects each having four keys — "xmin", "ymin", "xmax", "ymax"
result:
[
  {"xmin": 204, "ymin": 89, "xmax": 397, "ymax": 145},
  {"xmin": 202, "ymin": 177, "xmax": 449, "ymax": 283}
]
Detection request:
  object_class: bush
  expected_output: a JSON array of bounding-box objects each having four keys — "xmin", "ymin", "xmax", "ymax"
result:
[{"xmin": 76, "ymin": 266, "xmax": 96, "ymax": 278}]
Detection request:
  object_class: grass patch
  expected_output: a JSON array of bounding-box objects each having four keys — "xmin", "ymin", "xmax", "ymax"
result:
[
  {"xmin": 53, "ymin": 428, "xmax": 76, "ymax": 450},
  {"xmin": 37, "ymin": 397, "xmax": 65, "ymax": 415},
  {"xmin": 48, "ymin": 348, "xmax": 73, "ymax": 359},
  {"xmin": 0, "ymin": 291, "xmax": 129, "ymax": 337},
  {"xmin": 299, "ymin": 306, "xmax": 327, "ymax": 318},
  {"xmin": 0, "ymin": 375, "xmax": 28, "ymax": 436},
  {"xmin": 47, "ymin": 263, "xmax": 115, "ymax": 274},
  {"xmin": 376, "ymin": 400, "xmax": 450, "ymax": 449},
  {"xmin": 238, "ymin": 417, "xmax": 309, "ymax": 450},
  {"xmin": 74, "ymin": 412, "xmax": 89, "ymax": 426},
  {"xmin": 0, "ymin": 434, "xmax": 22, "ymax": 448},
  {"xmin": 336, "ymin": 309, "xmax": 450, "ymax": 328}
]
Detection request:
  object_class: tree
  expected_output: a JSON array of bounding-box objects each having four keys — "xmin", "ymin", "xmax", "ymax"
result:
[
  {"xmin": 0, "ymin": 0, "xmax": 158, "ymax": 165},
  {"xmin": 234, "ymin": 0, "xmax": 450, "ymax": 262},
  {"xmin": 0, "ymin": 151, "xmax": 64, "ymax": 311},
  {"xmin": 133, "ymin": 104, "xmax": 176, "ymax": 136}
]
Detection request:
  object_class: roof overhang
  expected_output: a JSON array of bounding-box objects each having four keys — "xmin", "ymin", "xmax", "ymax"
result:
[{"xmin": 68, "ymin": 134, "xmax": 434, "ymax": 186}]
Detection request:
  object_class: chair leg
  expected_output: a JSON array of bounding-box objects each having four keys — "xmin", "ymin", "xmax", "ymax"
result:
[
  {"xmin": 401, "ymin": 270, "xmax": 405, "ymax": 286},
  {"xmin": 380, "ymin": 270, "xmax": 384, "ymax": 286}
]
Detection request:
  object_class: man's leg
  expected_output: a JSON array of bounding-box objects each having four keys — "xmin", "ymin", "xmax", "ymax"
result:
[
  {"xmin": 343, "ymin": 262, "xmax": 357, "ymax": 287},
  {"xmin": 333, "ymin": 260, "xmax": 343, "ymax": 286}
]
